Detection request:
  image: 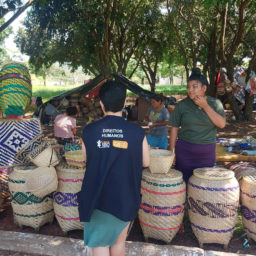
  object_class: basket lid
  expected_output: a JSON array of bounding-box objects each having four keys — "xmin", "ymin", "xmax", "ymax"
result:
[
  {"xmin": 243, "ymin": 175, "xmax": 256, "ymax": 184},
  {"xmin": 150, "ymin": 149, "xmax": 173, "ymax": 157},
  {"xmin": 193, "ymin": 167, "xmax": 234, "ymax": 180},
  {"xmin": 142, "ymin": 168, "xmax": 183, "ymax": 182}
]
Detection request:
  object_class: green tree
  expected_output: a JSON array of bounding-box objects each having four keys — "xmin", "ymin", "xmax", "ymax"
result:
[
  {"xmin": 0, "ymin": 0, "xmax": 35, "ymax": 33},
  {"xmin": 15, "ymin": 0, "xmax": 164, "ymax": 78}
]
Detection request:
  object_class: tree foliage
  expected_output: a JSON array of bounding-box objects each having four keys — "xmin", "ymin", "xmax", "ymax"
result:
[{"xmin": 16, "ymin": 0, "xmax": 165, "ymax": 78}]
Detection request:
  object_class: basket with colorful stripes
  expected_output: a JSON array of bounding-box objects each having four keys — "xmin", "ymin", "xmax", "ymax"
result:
[
  {"xmin": 8, "ymin": 164, "xmax": 54, "ymax": 230},
  {"xmin": 188, "ymin": 167, "xmax": 240, "ymax": 249},
  {"xmin": 53, "ymin": 163, "xmax": 85, "ymax": 233},
  {"xmin": 240, "ymin": 175, "xmax": 256, "ymax": 242},
  {"xmin": 65, "ymin": 150, "xmax": 86, "ymax": 168},
  {"xmin": 138, "ymin": 169, "xmax": 186, "ymax": 243},
  {"xmin": 0, "ymin": 62, "xmax": 32, "ymax": 115}
]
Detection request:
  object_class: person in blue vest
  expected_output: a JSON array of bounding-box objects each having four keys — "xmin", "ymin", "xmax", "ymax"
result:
[{"xmin": 78, "ymin": 80, "xmax": 150, "ymax": 256}]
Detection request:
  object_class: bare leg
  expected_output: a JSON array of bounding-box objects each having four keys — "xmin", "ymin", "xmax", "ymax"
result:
[
  {"xmin": 92, "ymin": 246, "xmax": 110, "ymax": 256},
  {"xmin": 110, "ymin": 224, "xmax": 130, "ymax": 256}
]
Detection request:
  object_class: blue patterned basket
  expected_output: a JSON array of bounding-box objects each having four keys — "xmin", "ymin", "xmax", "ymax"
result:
[{"xmin": 188, "ymin": 168, "xmax": 240, "ymax": 249}]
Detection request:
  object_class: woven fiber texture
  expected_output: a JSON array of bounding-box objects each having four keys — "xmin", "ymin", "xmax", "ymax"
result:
[
  {"xmin": 138, "ymin": 169, "xmax": 186, "ymax": 243},
  {"xmin": 240, "ymin": 175, "xmax": 256, "ymax": 242},
  {"xmin": 0, "ymin": 167, "xmax": 10, "ymax": 200},
  {"xmin": 26, "ymin": 166, "xmax": 58, "ymax": 198},
  {"xmin": 27, "ymin": 143, "xmax": 60, "ymax": 167},
  {"xmin": 65, "ymin": 150, "xmax": 86, "ymax": 168},
  {"xmin": 8, "ymin": 165, "xmax": 54, "ymax": 230},
  {"xmin": 53, "ymin": 163, "xmax": 85, "ymax": 233},
  {"xmin": 230, "ymin": 163, "xmax": 256, "ymax": 183},
  {"xmin": 188, "ymin": 167, "xmax": 240, "ymax": 247},
  {"xmin": 0, "ymin": 118, "xmax": 41, "ymax": 168},
  {"xmin": 0, "ymin": 62, "xmax": 32, "ymax": 115},
  {"xmin": 149, "ymin": 149, "xmax": 175, "ymax": 174},
  {"xmin": 15, "ymin": 133, "xmax": 44, "ymax": 163}
]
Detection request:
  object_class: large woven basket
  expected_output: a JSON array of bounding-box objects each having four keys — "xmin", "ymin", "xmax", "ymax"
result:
[
  {"xmin": 27, "ymin": 142, "xmax": 60, "ymax": 167},
  {"xmin": 149, "ymin": 149, "xmax": 175, "ymax": 174},
  {"xmin": 53, "ymin": 163, "xmax": 85, "ymax": 233},
  {"xmin": 8, "ymin": 164, "xmax": 54, "ymax": 230},
  {"xmin": 188, "ymin": 168, "xmax": 240, "ymax": 249},
  {"xmin": 240, "ymin": 175, "xmax": 256, "ymax": 242},
  {"xmin": 65, "ymin": 150, "xmax": 86, "ymax": 168},
  {"xmin": 138, "ymin": 169, "xmax": 186, "ymax": 243},
  {"xmin": 26, "ymin": 167, "xmax": 58, "ymax": 197},
  {"xmin": 0, "ymin": 62, "xmax": 32, "ymax": 115}
]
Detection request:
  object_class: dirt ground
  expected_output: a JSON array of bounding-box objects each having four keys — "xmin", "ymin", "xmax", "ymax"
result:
[{"xmin": 0, "ymin": 118, "xmax": 256, "ymax": 255}]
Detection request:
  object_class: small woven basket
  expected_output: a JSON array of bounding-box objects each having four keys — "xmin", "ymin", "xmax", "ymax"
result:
[
  {"xmin": 25, "ymin": 167, "xmax": 58, "ymax": 197},
  {"xmin": 65, "ymin": 150, "xmax": 86, "ymax": 168},
  {"xmin": 8, "ymin": 164, "xmax": 54, "ymax": 230},
  {"xmin": 53, "ymin": 163, "xmax": 85, "ymax": 233},
  {"xmin": 188, "ymin": 168, "xmax": 240, "ymax": 249},
  {"xmin": 149, "ymin": 149, "xmax": 175, "ymax": 174},
  {"xmin": 15, "ymin": 133, "xmax": 45, "ymax": 163},
  {"xmin": 138, "ymin": 169, "xmax": 186, "ymax": 243},
  {"xmin": 240, "ymin": 175, "xmax": 256, "ymax": 242},
  {"xmin": 27, "ymin": 142, "xmax": 60, "ymax": 167}
]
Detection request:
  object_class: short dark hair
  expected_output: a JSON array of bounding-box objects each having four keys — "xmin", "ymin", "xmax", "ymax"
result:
[
  {"xmin": 99, "ymin": 80, "xmax": 126, "ymax": 112},
  {"xmin": 66, "ymin": 106, "xmax": 78, "ymax": 116},
  {"xmin": 152, "ymin": 93, "xmax": 164, "ymax": 103},
  {"xmin": 188, "ymin": 68, "xmax": 209, "ymax": 87}
]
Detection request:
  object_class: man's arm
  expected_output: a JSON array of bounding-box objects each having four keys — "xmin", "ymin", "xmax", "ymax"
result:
[
  {"xmin": 81, "ymin": 141, "xmax": 87, "ymax": 163},
  {"xmin": 142, "ymin": 136, "xmax": 150, "ymax": 167}
]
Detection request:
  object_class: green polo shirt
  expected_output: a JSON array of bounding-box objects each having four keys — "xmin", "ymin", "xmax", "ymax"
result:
[{"xmin": 169, "ymin": 97, "xmax": 225, "ymax": 144}]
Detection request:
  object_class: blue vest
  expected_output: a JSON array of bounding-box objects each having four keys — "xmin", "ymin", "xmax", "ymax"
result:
[{"xmin": 78, "ymin": 115, "xmax": 145, "ymax": 222}]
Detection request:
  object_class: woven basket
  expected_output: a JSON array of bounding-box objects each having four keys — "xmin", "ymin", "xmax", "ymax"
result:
[
  {"xmin": 138, "ymin": 169, "xmax": 186, "ymax": 243},
  {"xmin": 0, "ymin": 62, "xmax": 32, "ymax": 115},
  {"xmin": 0, "ymin": 167, "xmax": 10, "ymax": 201},
  {"xmin": 240, "ymin": 175, "xmax": 256, "ymax": 242},
  {"xmin": 8, "ymin": 164, "xmax": 54, "ymax": 230},
  {"xmin": 229, "ymin": 163, "xmax": 256, "ymax": 183},
  {"xmin": 65, "ymin": 150, "xmax": 86, "ymax": 168},
  {"xmin": 25, "ymin": 167, "xmax": 58, "ymax": 197},
  {"xmin": 27, "ymin": 142, "xmax": 60, "ymax": 167},
  {"xmin": 188, "ymin": 167, "xmax": 240, "ymax": 248},
  {"xmin": 149, "ymin": 149, "xmax": 175, "ymax": 174},
  {"xmin": 15, "ymin": 133, "xmax": 45, "ymax": 163},
  {"xmin": 53, "ymin": 163, "xmax": 85, "ymax": 233}
]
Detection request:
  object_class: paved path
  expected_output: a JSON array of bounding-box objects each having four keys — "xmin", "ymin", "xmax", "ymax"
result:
[{"xmin": 0, "ymin": 230, "xmax": 255, "ymax": 256}]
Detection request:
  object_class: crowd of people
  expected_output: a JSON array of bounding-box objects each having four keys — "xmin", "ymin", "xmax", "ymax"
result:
[{"xmin": 37, "ymin": 68, "xmax": 227, "ymax": 256}]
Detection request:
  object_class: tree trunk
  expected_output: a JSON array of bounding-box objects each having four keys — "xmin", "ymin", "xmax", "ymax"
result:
[
  {"xmin": 244, "ymin": 91, "xmax": 254, "ymax": 121},
  {"xmin": 226, "ymin": 93, "xmax": 244, "ymax": 121}
]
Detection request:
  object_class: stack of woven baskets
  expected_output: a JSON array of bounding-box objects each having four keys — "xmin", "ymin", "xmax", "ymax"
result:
[
  {"xmin": 139, "ymin": 149, "xmax": 185, "ymax": 243},
  {"xmin": 188, "ymin": 168, "xmax": 240, "ymax": 249},
  {"xmin": 53, "ymin": 163, "xmax": 85, "ymax": 233},
  {"xmin": 8, "ymin": 164, "xmax": 56, "ymax": 230},
  {"xmin": 51, "ymin": 94, "xmax": 103, "ymax": 120},
  {"xmin": 10, "ymin": 133, "xmax": 60, "ymax": 230}
]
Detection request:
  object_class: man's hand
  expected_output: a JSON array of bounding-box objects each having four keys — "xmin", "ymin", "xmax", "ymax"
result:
[{"xmin": 193, "ymin": 96, "xmax": 208, "ymax": 109}]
